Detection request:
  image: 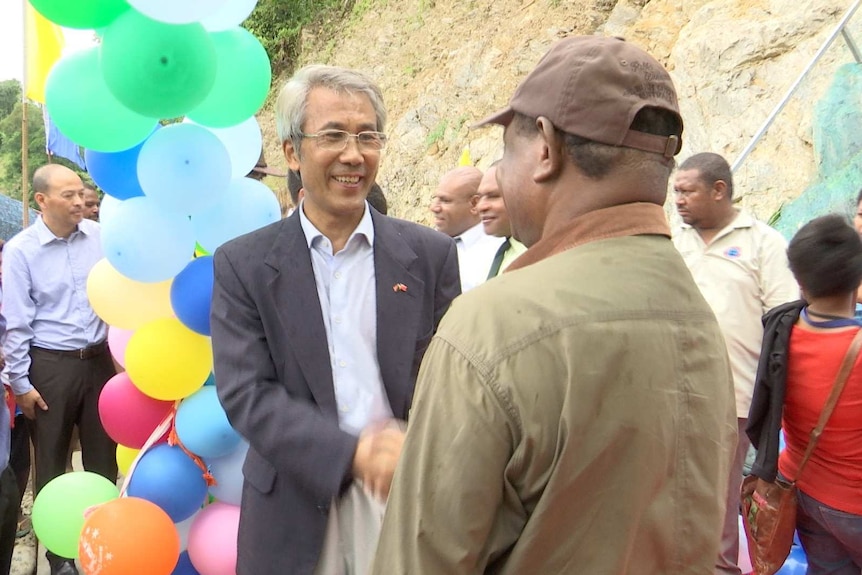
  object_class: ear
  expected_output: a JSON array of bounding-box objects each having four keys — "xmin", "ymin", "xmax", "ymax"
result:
[
  {"xmin": 469, "ymin": 194, "xmax": 479, "ymax": 215},
  {"xmin": 283, "ymin": 140, "xmax": 301, "ymax": 171},
  {"xmin": 533, "ymin": 116, "xmax": 563, "ymax": 183},
  {"xmin": 33, "ymin": 192, "xmax": 47, "ymax": 210},
  {"xmin": 712, "ymin": 179, "xmax": 729, "ymax": 201}
]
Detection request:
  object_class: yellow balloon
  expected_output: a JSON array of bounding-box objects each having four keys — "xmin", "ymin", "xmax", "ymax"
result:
[
  {"xmin": 87, "ymin": 259, "xmax": 174, "ymax": 330},
  {"xmin": 25, "ymin": 5, "xmax": 64, "ymax": 103},
  {"xmin": 125, "ymin": 318, "xmax": 212, "ymax": 401},
  {"xmin": 116, "ymin": 445, "xmax": 140, "ymax": 476}
]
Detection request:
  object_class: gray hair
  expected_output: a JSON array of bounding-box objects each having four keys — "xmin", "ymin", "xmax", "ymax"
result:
[{"xmin": 275, "ymin": 64, "xmax": 387, "ymax": 158}]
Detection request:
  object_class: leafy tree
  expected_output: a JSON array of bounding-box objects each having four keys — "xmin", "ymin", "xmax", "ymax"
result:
[
  {"xmin": 0, "ymin": 80, "xmax": 21, "ymax": 120},
  {"xmin": 0, "ymin": 101, "xmax": 78, "ymax": 209}
]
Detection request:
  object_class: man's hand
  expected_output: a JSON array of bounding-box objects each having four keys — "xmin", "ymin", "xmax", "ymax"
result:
[
  {"xmin": 15, "ymin": 389, "xmax": 47, "ymax": 420},
  {"xmin": 352, "ymin": 422, "xmax": 406, "ymax": 502}
]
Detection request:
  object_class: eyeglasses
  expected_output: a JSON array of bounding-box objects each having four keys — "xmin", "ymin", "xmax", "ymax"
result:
[{"xmin": 302, "ymin": 130, "xmax": 388, "ymax": 152}]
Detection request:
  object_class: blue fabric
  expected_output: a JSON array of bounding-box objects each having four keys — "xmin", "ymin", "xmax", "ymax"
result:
[
  {"xmin": 796, "ymin": 489, "xmax": 862, "ymax": 573},
  {"xmin": 43, "ymin": 109, "xmax": 86, "ymax": 170}
]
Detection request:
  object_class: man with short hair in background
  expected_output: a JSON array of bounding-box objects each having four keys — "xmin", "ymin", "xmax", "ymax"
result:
[
  {"xmin": 476, "ymin": 163, "xmax": 526, "ymax": 278},
  {"xmin": 82, "ymin": 183, "xmax": 100, "ymax": 222},
  {"xmin": 430, "ymin": 166, "xmax": 504, "ymax": 291},
  {"xmin": 673, "ymin": 152, "xmax": 799, "ymax": 575},
  {"xmin": 3, "ymin": 164, "xmax": 116, "ymax": 575}
]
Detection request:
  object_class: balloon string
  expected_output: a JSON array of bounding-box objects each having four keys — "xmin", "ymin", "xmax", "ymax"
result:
[
  {"xmin": 168, "ymin": 408, "xmax": 217, "ymax": 488},
  {"xmin": 119, "ymin": 402, "xmax": 179, "ymax": 497}
]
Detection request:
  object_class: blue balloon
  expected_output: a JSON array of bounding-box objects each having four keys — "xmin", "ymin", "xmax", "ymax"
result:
[
  {"xmin": 138, "ymin": 123, "xmax": 231, "ymax": 216},
  {"xmin": 176, "ymin": 387, "xmax": 241, "ymax": 459},
  {"xmin": 127, "ymin": 444, "xmax": 208, "ymax": 522},
  {"xmin": 776, "ymin": 544, "xmax": 807, "ymax": 575},
  {"xmin": 171, "ymin": 256, "xmax": 214, "ymax": 336},
  {"xmin": 203, "ymin": 373, "xmax": 215, "ymax": 386},
  {"xmin": 101, "ymin": 196, "xmax": 196, "ymax": 282},
  {"xmin": 84, "ymin": 127, "xmax": 159, "ymax": 200},
  {"xmin": 191, "ymin": 177, "xmax": 281, "ymax": 252},
  {"xmin": 206, "ymin": 440, "xmax": 248, "ymax": 506},
  {"xmin": 172, "ymin": 551, "xmax": 201, "ymax": 575}
]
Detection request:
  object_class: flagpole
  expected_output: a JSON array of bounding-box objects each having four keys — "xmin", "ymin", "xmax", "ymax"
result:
[{"xmin": 21, "ymin": 0, "xmax": 30, "ymax": 227}]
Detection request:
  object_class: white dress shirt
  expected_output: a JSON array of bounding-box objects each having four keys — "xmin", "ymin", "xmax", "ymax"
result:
[
  {"xmin": 299, "ymin": 202, "xmax": 393, "ymax": 436},
  {"xmin": 454, "ymin": 222, "xmax": 505, "ymax": 292}
]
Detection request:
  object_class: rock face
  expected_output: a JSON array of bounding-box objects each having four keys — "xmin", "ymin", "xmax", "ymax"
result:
[{"xmin": 268, "ymin": 0, "xmax": 862, "ymax": 226}]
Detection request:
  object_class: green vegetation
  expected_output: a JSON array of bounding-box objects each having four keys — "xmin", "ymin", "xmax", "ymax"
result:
[
  {"xmin": 426, "ymin": 119, "xmax": 448, "ymax": 148},
  {"xmin": 0, "ymin": 80, "xmax": 79, "ymax": 209},
  {"xmin": 244, "ymin": 0, "xmax": 354, "ymax": 75}
]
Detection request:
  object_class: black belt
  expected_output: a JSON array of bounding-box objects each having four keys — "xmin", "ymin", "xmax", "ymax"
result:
[{"xmin": 31, "ymin": 341, "xmax": 109, "ymax": 360}]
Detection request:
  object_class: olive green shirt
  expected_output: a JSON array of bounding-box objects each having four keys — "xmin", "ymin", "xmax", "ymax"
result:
[{"xmin": 373, "ymin": 203, "xmax": 736, "ymax": 574}]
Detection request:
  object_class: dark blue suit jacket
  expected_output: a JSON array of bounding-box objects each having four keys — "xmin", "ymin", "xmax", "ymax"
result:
[{"xmin": 211, "ymin": 208, "xmax": 460, "ymax": 575}]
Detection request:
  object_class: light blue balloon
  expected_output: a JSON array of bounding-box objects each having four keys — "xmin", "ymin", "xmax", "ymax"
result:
[
  {"xmin": 101, "ymin": 196, "xmax": 196, "ymax": 282},
  {"xmin": 191, "ymin": 177, "xmax": 281, "ymax": 252},
  {"xmin": 206, "ymin": 441, "xmax": 248, "ymax": 506},
  {"xmin": 176, "ymin": 387, "xmax": 241, "ymax": 459},
  {"xmin": 138, "ymin": 123, "xmax": 231, "ymax": 216},
  {"xmin": 185, "ymin": 116, "xmax": 262, "ymax": 180},
  {"xmin": 85, "ymin": 126, "xmax": 159, "ymax": 200}
]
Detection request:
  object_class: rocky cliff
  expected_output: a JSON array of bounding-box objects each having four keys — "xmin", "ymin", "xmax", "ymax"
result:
[{"xmin": 260, "ymin": 0, "xmax": 862, "ymax": 228}]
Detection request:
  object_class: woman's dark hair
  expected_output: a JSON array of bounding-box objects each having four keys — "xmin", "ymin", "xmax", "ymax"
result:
[{"xmin": 788, "ymin": 214, "xmax": 862, "ymax": 298}]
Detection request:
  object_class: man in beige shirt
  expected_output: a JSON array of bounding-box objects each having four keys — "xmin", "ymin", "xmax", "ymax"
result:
[
  {"xmin": 373, "ymin": 36, "xmax": 737, "ymax": 575},
  {"xmin": 672, "ymin": 152, "xmax": 799, "ymax": 575}
]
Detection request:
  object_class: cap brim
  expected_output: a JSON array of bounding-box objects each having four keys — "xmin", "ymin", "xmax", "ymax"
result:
[
  {"xmin": 471, "ymin": 106, "xmax": 515, "ymax": 130},
  {"xmin": 251, "ymin": 166, "xmax": 287, "ymax": 177}
]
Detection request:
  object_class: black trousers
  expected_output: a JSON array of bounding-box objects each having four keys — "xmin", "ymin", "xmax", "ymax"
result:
[
  {"xmin": 29, "ymin": 347, "xmax": 118, "ymax": 564},
  {"xmin": 0, "ymin": 466, "xmax": 18, "ymax": 575}
]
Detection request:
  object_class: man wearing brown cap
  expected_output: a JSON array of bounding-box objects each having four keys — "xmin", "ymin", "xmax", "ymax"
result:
[{"xmin": 372, "ymin": 36, "xmax": 736, "ymax": 574}]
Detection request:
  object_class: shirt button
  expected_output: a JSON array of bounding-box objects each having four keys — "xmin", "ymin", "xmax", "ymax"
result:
[
  {"xmin": 339, "ymin": 360, "xmax": 347, "ymax": 367},
  {"xmin": 334, "ymin": 316, "xmax": 342, "ymax": 324},
  {"xmin": 334, "ymin": 271, "xmax": 342, "ymax": 279}
]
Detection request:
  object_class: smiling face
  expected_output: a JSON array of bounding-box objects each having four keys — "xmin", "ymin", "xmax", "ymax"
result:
[
  {"xmin": 283, "ymin": 87, "xmax": 381, "ymax": 228},
  {"xmin": 476, "ymin": 166, "xmax": 511, "ymax": 238}
]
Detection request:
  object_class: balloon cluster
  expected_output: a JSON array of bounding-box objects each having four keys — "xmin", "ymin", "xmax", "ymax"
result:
[{"xmin": 28, "ymin": 1, "xmax": 278, "ymax": 574}]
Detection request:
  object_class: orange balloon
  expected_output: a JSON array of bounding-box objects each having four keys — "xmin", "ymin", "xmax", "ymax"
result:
[{"xmin": 78, "ymin": 497, "xmax": 179, "ymax": 575}]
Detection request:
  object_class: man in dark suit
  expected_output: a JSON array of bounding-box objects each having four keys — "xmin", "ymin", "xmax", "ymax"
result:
[{"xmin": 210, "ymin": 64, "xmax": 460, "ymax": 575}]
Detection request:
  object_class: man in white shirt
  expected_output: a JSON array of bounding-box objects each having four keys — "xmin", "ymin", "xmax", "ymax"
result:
[
  {"xmin": 672, "ymin": 152, "xmax": 799, "ymax": 575},
  {"xmin": 430, "ymin": 167, "xmax": 504, "ymax": 291}
]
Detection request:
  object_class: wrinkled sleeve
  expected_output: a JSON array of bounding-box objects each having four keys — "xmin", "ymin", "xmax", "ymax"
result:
[
  {"xmin": 2, "ymin": 245, "xmax": 35, "ymax": 395},
  {"xmin": 372, "ymin": 336, "xmax": 515, "ymax": 574}
]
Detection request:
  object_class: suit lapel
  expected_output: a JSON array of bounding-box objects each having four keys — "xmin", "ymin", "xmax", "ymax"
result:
[
  {"xmin": 372, "ymin": 212, "xmax": 425, "ymax": 417},
  {"xmin": 264, "ymin": 214, "xmax": 338, "ymax": 418}
]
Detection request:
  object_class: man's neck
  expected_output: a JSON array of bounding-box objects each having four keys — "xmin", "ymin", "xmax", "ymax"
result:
[
  {"xmin": 42, "ymin": 217, "xmax": 76, "ymax": 239},
  {"xmin": 695, "ymin": 207, "xmax": 737, "ymax": 245},
  {"xmin": 302, "ymin": 206, "xmax": 363, "ymax": 254}
]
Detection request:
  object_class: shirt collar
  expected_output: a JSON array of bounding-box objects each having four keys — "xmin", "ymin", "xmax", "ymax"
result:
[
  {"xmin": 507, "ymin": 203, "xmax": 671, "ymax": 272},
  {"xmin": 454, "ymin": 222, "xmax": 486, "ymax": 248},
  {"xmin": 298, "ymin": 200, "xmax": 375, "ymax": 250},
  {"xmin": 34, "ymin": 216, "xmax": 91, "ymax": 245}
]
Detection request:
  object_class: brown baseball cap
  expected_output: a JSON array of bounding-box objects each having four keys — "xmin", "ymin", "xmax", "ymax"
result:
[{"xmin": 475, "ymin": 36, "xmax": 683, "ymax": 158}]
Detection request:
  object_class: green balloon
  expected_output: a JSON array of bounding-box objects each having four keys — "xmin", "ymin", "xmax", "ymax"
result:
[
  {"xmin": 101, "ymin": 10, "xmax": 217, "ymax": 119},
  {"xmin": 45, "ymin": 48, "xmax": 158, "ymax": 152},
  {"xmin": 29, "ymin": 0, "xmax": 130, "ymax": 29},
  {"xmin": 32, "ymin": 472, "xmax": 120, "ymax": 558},
  {"xmin": 186, "ymin": 28, "xmax": 272, "ymax": 128}
]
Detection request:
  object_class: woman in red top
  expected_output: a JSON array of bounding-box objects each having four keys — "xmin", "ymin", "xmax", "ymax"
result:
[{"xmin": 781, "ymin": 214, "xmax": 862, "ymax": 573}]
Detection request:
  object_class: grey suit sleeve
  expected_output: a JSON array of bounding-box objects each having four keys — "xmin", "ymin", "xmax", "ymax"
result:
[{"xmin": 211, "ymin": 247, "xmax": 358, "ymax": 505}]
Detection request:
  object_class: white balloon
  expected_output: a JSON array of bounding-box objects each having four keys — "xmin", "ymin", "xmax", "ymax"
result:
[
  {"xmin": 175, "ymin": 510, "xmax": 200, "ymax": 551},
  {"xmin": 207, "ymin": 441, "xmax": 249, "ymax": 506},
  {"xmin": 126, "ymin": 0, "xmax": 231, "ymax": 24},
  {"xmin": 201, "ymin": 0, "xmax": 259, "ymax": 31},
  {"xmin": 186, "ymin": 116, "xmax": 263, "ymax": 180}
]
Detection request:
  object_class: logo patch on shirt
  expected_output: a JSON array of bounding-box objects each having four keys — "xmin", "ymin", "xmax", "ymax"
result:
[{"xmin": 725, "ymin": 247, "xmax": 741, "ymax": 258}]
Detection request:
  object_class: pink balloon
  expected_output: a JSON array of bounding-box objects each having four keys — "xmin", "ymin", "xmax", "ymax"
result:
[
  {"xmin": 108, "ymin": 326, "xmax": 134, "ymax": 367},
  {"xmin": 188, "ymin": 502, "xmax": 240, "ymax": 575},
  {"xmin": 98, "ymin": 372, "xmax": 175, "ymax": 448}
]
